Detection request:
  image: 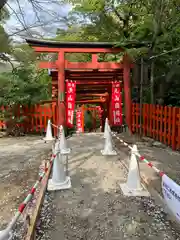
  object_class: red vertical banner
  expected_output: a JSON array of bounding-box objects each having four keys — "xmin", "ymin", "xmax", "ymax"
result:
[
  {"xmin": 76, "ymin": 109, "xmax": 83, "ymax": 132},
  {"xmin": 66, "ymin": 81, "xmax": 76, "ymax": 127},
  {"xmin": 111, "ymin": 81, "xmax": 122, "ymax": 126}
]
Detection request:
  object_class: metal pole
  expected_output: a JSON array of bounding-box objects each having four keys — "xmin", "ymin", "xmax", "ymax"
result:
[{"xmin": 140, "ymin": 57, "xmax": 144, "ymax": 136}]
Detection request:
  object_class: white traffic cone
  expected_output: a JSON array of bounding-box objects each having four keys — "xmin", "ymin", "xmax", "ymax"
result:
[
  {"xmin": 59, "ymin": 125, "xmax": 71, "ymax": 154},
  {"xmin": 120, "ymin": 145, "xmax": 149, "ymax": 196},
  {"xmin": 0, "ymin": 227, "xmax": 12, "ymax": 240},
  {"xmin": 101, "ymin": 125, "xmax": 117, "ymax": 155},
  {"xmin": 57, "ymin": 125, "xmax": 62, "ymax": 140},
  {"xmin": 103, "ymin": 118, "xmax": 109, "ymax": 138},
  {"xmin": 47, "ymin": 140, "xmax": 71, "ymax": 191},
  {"xmin": 43, "ymin": 120, "xmax": 54, "ymax": 141}
]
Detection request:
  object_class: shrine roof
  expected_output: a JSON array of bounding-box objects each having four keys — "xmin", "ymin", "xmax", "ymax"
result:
[{"xmin": 26, "ymin": 38, "xmax": 148, "ymax": 49}]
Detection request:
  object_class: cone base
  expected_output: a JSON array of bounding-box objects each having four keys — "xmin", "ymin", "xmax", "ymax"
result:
[
  {"xmin": 61, "ymin": 148, "xmax": 71, "ymax": 155},
  {"xmin": 0, "ymin": 229, "xmax": 12, "ymax": 240},
  {"xmin": 47, "ymin": 176, "xmax": 71, "ymax": 191},
  {"xmin": 43, "ymin": 137, "xmax": 55, "ymax": 141},
  {"xmin": 101, "ymin": 149, "xmax": 117, "ymax": 156},
  {"xmin": 120, "ymin": 183, "xmax": 149, "ymax": 197}
]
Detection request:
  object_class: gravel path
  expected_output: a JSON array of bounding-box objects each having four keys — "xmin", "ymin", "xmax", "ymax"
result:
[
  {"xmin": 37, "ymin": 133, "xmax": 180, "ymax": 240},
  {"xmin": 0, "ymin": 136, "xmax": 52, "ymax": 229}
]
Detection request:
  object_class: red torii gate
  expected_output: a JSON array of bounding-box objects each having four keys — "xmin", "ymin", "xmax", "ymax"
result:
[{"xmin": 26, "ymin": 39, "xmax": 135, "ymax": 131}]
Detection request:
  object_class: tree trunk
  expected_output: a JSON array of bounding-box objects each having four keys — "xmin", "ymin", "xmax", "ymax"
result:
[{"xmin": 150, "ymin": 61, "xmax": 155, "ymax": 104}]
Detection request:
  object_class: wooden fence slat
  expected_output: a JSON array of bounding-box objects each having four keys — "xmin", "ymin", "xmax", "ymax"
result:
[
  {"xmin": 159, "ymin": 105, "xmax": 163, "ymax": 143},
  {"xmin": 132, "ymin": 103, "xmax": 135, "ymax": 133},
  {"xmin": 135, "ymin": 103, "xmax": 138, "ymax": 132},
  {"xmin": 177, "ymin": 109, "xmax": 180, "ymax": 149},
  {"xmin": 167, "ymin": 106, "xmax": 172, "ymax": 146},
  {"xmin": 142, "ymin": 104, "xmax": 146, "ymax": 136},
  {"xmin": 172, "ymin": 107, "xmax": 177, "ymax": 150},
  {"xmin": 152, "ymin": 105, "xmax": 156, "ymax": 139},
  {"xmin": 164, "ymin": 106, "xmax": 168, "ymax": 145},
  {"xmin": 145, "ymin": 104, "xmax": 149, "ymax": 136},
  {"xmin": 156, "ymin": 105, "xmax": 159, "ymax": 141}
]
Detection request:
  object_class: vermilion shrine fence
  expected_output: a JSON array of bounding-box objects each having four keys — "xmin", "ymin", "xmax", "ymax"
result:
[
  {"xmin": 132, "ymin": 103, "xmax": 180, "ymax": 150},
  {"xmin": 0, "ymin": 103, "xmax": 57, "ymax": 133},
  {"xmin": 1, "ymin": 102, "xmax": 180, "ymax": 151}
]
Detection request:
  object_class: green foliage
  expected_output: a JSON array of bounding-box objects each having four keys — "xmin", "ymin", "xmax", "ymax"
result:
[
  {"xmin": 0, "ymin": 65, "xmax": 51, "ymax": 106},
  {"xmin": 58, "ymin": 0, "xmax": 180, "ymax": 106},
  {"xmin": 0, "ymin": 6, "xmax": 11, "ymax": 61},
  {"xmin": 0, "ymin": 36, "xmax": 51, "ymax": 135}
]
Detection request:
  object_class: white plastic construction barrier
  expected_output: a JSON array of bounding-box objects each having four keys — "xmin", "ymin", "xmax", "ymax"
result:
[
  {"xmin": 101, "ymin": 125, "xmax": 117, "ymax": 155},
  {"xmin": 0, "ymin": 226, "xmax": 12, "ymax": 240},
  {"xmin": 48, "ymin": 139, "xmax": 71, "ymax": 191},
  {"xmin": 103, "ymin": 118, "xmax": 109, "ymax": 139},
  {"xmin": 43, "ymin": 119, "xmax": 54, "ymax": 141},
  {"xmin": 120, "ymin": 144, "xmax": 149, "ymax": 196},
  {"xmin": 59, "ymin": 125, "xmax": 71, "ymax": 154}
]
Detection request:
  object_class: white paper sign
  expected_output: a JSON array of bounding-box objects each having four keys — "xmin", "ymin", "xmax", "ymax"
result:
[{"xmin": 162, "ymin": 174, "xmax": 180, "ymax": 221}]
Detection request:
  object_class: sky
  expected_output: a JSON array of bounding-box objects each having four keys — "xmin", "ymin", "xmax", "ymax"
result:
[{"xmin": 5, "ymin": 0, "xmax": 72, "ymax": 42}]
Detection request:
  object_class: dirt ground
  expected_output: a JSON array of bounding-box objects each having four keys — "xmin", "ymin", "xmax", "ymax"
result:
[
  {"xmin": 0, "ymin": 135, "xmax": 52, "ymax": 228},
  {"xmin": 37, "ymin": 133, "xmax": 180, "ymax": 240}
]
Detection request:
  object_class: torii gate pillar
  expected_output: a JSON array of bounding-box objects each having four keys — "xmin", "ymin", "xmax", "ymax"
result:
[
  {"xmin": 123, "ymin": 55, "xmax": 132, "ymax": 133},
  {"xmin": 57, "ymin": 50, "xmax": 65, "ymax": 126}
]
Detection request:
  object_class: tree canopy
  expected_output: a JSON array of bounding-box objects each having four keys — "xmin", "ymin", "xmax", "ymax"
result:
[
  {"xmin": 55, "ymin": 0, "xmax": 180, "ymax": 106},
  {"xmin": 0, "ymin": 5, "xmax": 51, "ymax": 107}
]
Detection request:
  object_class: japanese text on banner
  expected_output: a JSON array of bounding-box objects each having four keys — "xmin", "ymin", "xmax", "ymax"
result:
[
  {"xmin": 162, "ymin": 174, "xmax": 180, "ymax": 222},
  {"xmin": 76, "ymin": 110, "xmax": 83, "ymax": 133},
  {"xmin": 111, "ymin": 82, "xmax": 122, "ymax": 125},
  {"xmin": 66, "ymin": 81, "xmax": 76, "ymax": 127}
]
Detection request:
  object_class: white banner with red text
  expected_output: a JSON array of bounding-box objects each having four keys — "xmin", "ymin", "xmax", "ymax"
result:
[
  {"xmin": 111, "ymin": 81, "xmax": 122, "ymax": 126},
  {"xmin": 76, "ymin": 109, "xmax": 83, "ymax": 133},
  {"xmin": 66, "ymin": 81, "xmax": 76, "ymax": 128}
]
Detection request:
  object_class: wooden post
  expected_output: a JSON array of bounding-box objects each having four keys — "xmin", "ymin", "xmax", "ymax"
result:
[
  {"xmin": 92, "ymin": 54, "xmax": 98, "ymax": 64},
  {"xmin": 139, "ymin": 57, "xmax": 144, "ymax": 136},
  {"xmin": 123, "ymin": 55, "xmax": 132, "ymax": 133},
  {"xmin": 57, "ymin": 50, "xmax": 65, "ymax": 126},
  {"xmin": 82, "ymin": 105, "xmax": 85, "ymax": 133}
]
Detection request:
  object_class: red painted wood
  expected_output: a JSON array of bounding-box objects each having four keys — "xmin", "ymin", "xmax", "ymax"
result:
[
  {"xmin": 39, "ymin": 62, "xmax": 57, "ymax": 68},
  {"xmin": 131, "ymin": 103, "xmax": 180, "ymax": 150},
  {"xmin": 76, "ymin": 99, "xmax": 106, "ymax": 103},
  {"xmin": 171, "ymin": 107, "xmax": 177, "ymax": 150},
  {"xmin": 177, "ymin": 109, "xmax": 180, "ymax": 149},
  {"xmin": 123, "ymin": 59, "xmax": 131, "ymax": 132},
  {"xmin": 33, "ymin": 46, "xmax": 122, "ymax": 53},
  {"xmin": 39, "ymin": 61, "xmax": 134, "ymax": 70},
  {"xmin": 57, "ymin": 50, "xmax": 65, "ymax": 126},
  {"xmin": 66, "ymin": 62, "xmax": 124, "ymax": 69},
  {"xmin": 92, "ymin": 54, "xmax": 98, "ymax": 64},
  {"xmin": 75, "ymin": 81, "xmax": 113, "ymax": 85}
]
